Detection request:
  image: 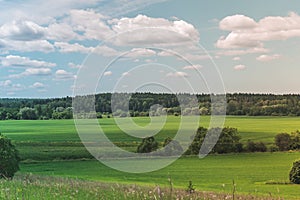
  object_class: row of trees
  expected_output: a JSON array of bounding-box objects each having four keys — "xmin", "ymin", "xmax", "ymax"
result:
[
  {"xmin": 136, "ymin": 128, "xmax": 300, "ymax": 156},
  {"xmin": 1, "ymin": 93, "xmax": 300, "ymax": 120}
]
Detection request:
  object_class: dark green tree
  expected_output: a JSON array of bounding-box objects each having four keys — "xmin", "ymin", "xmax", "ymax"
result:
[
  {"xmin": 290, "ymin": 160, "xmax": 300, "ymax": 184},
  {"xmin": 275, "ymin": 133, "xmax": 291, "ymax": 151},
  {"xmin": 137, "ymin": 136, "xmax": 158, "ymax": 153},
  {"xmin": 0, "ymin": 133, "xmax": 20, "ymax": 179}
]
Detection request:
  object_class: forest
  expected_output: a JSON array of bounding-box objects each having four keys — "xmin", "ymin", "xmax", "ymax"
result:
[{"xmin": 0, "ymin": 93, "xmax": 299, "ymax": 120}]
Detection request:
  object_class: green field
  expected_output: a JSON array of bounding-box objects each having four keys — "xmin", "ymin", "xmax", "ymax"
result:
[{"xmin": 0, "ymin": 116, "xmax": 300, "ymax": 199}]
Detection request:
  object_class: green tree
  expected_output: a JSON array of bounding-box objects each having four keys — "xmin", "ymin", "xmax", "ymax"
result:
[
  {"xmin": 18, "ymin": 107, "xmax": 37, "ymax": 120},
  {"xmin": 137, "ymin": 137, "xmax": 158, "ymax": 153},
  {"xmin": 187, "ymin": 127, "xmax": 242, "ymax": 155},
  {"xmin": 275, "ymin": 133, "xmax": 291, "ymax": 151},
  {"xmin": 213, "ymin": 127, "xmax": 242, "ymax": 154},
  {"xmin": 290, "ymin": 160, "xmax": 300, "ymax": 184},
  {"xmin": 0, "ymin": 133, "xmax": 20, "ymax": 179}
]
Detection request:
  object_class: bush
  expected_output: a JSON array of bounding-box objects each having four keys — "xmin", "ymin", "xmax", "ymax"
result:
[
  {"xmin": 187, "ymin": 127, "xmax": 242, "ymax": 155},
  {"xmin": 0, "ymin": 133, "xmax": 20, "ymax": 179},
  {"xmin": 137, "ymin": 137, "xmax": 158, "ymax": 153},
  {"xmin": 246, "ymin": 140, "xmax": 267, "ymax": 152},
  {"xmin": 290, "ymin": 160, "xmax": 300, "ymax": 184},
  {"xmin": 275, "ymin": 133, "xmax": 291, "ymax": 151}
]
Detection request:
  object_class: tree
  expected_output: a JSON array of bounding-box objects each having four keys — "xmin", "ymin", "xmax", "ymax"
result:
[
  {"xmin": 246, "ymin": 140, "xmax": 267, "ymax": 152},
  {"xmin": 275, "ymin": 133, "xmax": 291, "ymax": 151},
  {"xmin": 137, "ymin": 137, "xmax": 158, "ymax": 153},
  {"xmin": 212, "ymin": 127, "xmax": 242, "ymax": 154},
  {"xmin": 0, "ymin": 133, "xmax": 20, "ymax": 179},
  {"xmin": 18, "ymin": 107, "xmax": 38, "ymax": 120},
  {"xmin": 290, "ymin": 130, "xmax": 300, "ymax": 150},
  {"xmin": 290, "ymin": 160, "xmax": 300, "ymax": 184},
  {"xmin": 187, "ymin": 127, "xmax": 242, "ymax": 155}
]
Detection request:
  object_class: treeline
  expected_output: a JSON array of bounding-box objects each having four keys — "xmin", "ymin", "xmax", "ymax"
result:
[
  {"xmin": 137, "ymin": 128, "xmax": 300, "ymax": 155},
  {"xmin": 0, "ymin": 93, "xmax": 299, "ymax": 120}
]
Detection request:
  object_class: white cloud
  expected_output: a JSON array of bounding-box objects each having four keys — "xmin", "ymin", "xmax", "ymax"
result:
[
  {"xmin": 219, "ymin": 14, "xmax": 257, "ymax": 31},
  {"xmin": 68, "ymin": 62, "xmax": 82, "ymax": 69},
  {"xmin": 0, "ymin": 20, "xmax": 46, "ymax": 41},
  {"xmin": 69, "ymin": 9, "xmax": 113, "ymax": 41},
  {"xmin": 217, "ymin": 12, "xmax": 300, "ymax": 52},
  {"xmin": 183, "ymin": 64, "xmax": 202, "ymax": 70},
  {"xmin": 55, "ymin": 42, "xmax": 118, "ymax": 56},
  {"xmin": 1, "ymin": 55, "xmax": 56, "ymax": 68},
  {"xmin": 109, "ymin": 14, "xmax": 200, "ymax": 46},
  {"xmin": 256, "ymin": 54, "xmax": 281, "ymax": 62},
  {"xmin": 233, "ymin": 64, "xmax": 246, "ymax": 70},
  {"xmin": 103, "ymin": 71, "xmax": 112, "ymax": 76},
  {"xmin": 25, "ymin": 68, "xmax": 52, "ymax": 76},
  {"xmin": 55, "ymin": 69, "xmax": 76, "ymax": 80},
  {"xmin": 55, "ymin": 42, "xmax": 93, "ymax": 54},
  {"xmin": 46, "ymin": 23, "xmax": 79, "ymax": 41},
  {"xmin": 125, "ymin": 48, "xmax": 156, "ymax": 58},
  {"xmin": 217, "ymin": 47, "xmax": 269, "ymax": 56},
  {"xmin": 166, "ymin": 71, "xmax": 188, "ymax": 77},
  {"xmin": 31, "ymin": 82, "xmax": 45, "ymax": 88},
  {"xmin": 1, "ymin": 39, "xmax": 54, "ymax": 52},
  {"xmin": 0, "ymin": 80, "xmax": 12, "ymax": 87},
  {"xmin": 9, "ymin": 68, "xmax": 52, "ymax": 78},
  {"xmin": 233, "ymin": 57, "xmax": 241, "ymax": 61},
  {"xmin": 122, "ymin": 72, "xmax": 130, "ymax": 76}
]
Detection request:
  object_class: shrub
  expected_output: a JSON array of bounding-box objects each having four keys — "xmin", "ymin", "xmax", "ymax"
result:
[
  {"xmin": 246, "ymin": 140, "xmax": 267, "ymax": 152},
  {"xmin": 290, "ymin": 160, "xmax": 300, "ymax": 184},
  {"xmin": 275, "ymin": 133, "xmax": 291, "ymax": 151},
  {"xmin": 0, "ymin": 133, "xmax": 20, "ymax": 179},
  {"xmin": 137, "ymin": 137, "xmax": 158, "ymax": 153},
  {"xmin": 187, "ymin": 127, "xmax": 242, "ymax": 155}
]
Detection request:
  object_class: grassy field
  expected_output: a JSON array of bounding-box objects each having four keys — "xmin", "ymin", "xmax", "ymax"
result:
[
  {"xmin": 0, "ymin": 116, "xmax": 300, "ymax": 199},
  {"xmin": 18, "ymin": 152, "xmax": 300, "ymax": 199}
]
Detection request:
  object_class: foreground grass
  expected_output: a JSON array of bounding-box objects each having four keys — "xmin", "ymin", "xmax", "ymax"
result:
[
  {"xmin": 0, "ymin": 174, "xmax": 289, "ymax": 200},
  {"xmin": 19, "ymin": 152, "xmax": 300, "ymax": 199}
]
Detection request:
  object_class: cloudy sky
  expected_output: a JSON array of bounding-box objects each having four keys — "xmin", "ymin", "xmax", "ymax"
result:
[{"xmin": 0, "ymin": 0, "xmax": 300, "ymax": 97}]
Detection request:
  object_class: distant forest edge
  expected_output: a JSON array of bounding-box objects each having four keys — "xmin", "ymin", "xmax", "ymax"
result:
[{"xmin": 0, "ymin": 93, "xmax": 300, "ymax": 120}]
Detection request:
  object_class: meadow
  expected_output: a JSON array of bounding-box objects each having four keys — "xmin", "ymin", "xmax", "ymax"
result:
[{"xmin": 0, "ymin": 116, "xmax": 300, "ymax": 199}]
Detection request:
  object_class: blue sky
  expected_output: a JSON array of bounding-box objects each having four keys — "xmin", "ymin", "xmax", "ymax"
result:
[{"xmin": 0, "ymin": 0, "xmax": 300, "ymax": 97}]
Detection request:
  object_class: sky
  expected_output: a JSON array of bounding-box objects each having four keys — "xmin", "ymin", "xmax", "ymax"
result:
[{"xmin": 0, "ymin": 0, "xmax": 300, "ymax": 98}]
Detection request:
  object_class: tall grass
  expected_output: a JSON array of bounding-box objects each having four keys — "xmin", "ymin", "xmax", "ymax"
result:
[{"xmin": 0, "ymin": 174, "xmax": 285, "ymax": 200}]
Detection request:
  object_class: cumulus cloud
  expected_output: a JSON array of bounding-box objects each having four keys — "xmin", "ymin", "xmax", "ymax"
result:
[
  {"xmin": 9, "ymin": 68, "xmax": 52, "ymax": 78},
  {"xmin": 122, "ymin": 72, "xmax": 130, "ymax": 76},
  {"xmin": 233, "ymin": 57, "xmax": 241, "ymax": 61},
  {"xmin": 31, "ymin": 82, "xmax": 45, "ymax": 88},
  {"xmin": 1, "ymin": 55, "xmax": 56, "ymax": 68},
  {"xmin": 234, "ymin": 64, "xmax": 246, "ymax": 70},
  {"xmin": 54, "ymin": 42, "xmax": 93, "ymax": 54},
  {"xmin": 256, "ymin": 54, "xmax": 281, "ymax": 62},
  {"xmin": 109, "ymin": 14, "xmax": 200, "ymax": 46},
  {"xmin": 0, "ymin": 20, "xmax": 46, "ymax": 41},
  {"xmin": 219, "ymin": 14, "xmax": 257, "ymax": 31},
  {"xmin": 217, "ymin": 12, "xmax": 300, "ymax": 52},
  {"xmin": 55, "ymin": 42, "xmax": 119, "ymax": 56},
  {"xmin": 125, "ymin": 48, "xmax": 156, "ymax": 58},
  {"xmin": 55, "ymin": 69, "xmax": 76, "ymax": 80},
  {"xmin": 103, "ymin": 71, "xmax": 112, "ymax": 76},
  {"xmin": 0, "ymin": 39, "xmax": 54, "ymax": 52},
  {"xmin": 0, "ymin": 80, "xmax": 12, "ymax": 87},
  {"xmin": 68, "ymin": 62, "xmax": 82, "ymax": 69},
  {"xmin": 166, "ymin": 71, "xmax": 188, "ymax": 77},
  {"xmin": 183, "ymin": 64, "xmax": 202, "ymax": 70}
]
